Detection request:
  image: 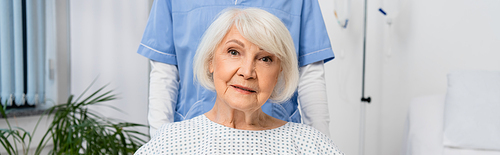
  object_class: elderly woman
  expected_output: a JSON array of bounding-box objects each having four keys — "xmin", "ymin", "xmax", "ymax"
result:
[{"xmin": 135, "ymin": 8, "xmax": 343, "ymax": 154}]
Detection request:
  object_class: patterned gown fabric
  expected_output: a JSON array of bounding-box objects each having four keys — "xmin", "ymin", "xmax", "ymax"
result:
[{"xmin": 135, "ymin": 115, "xmax": 344, "ymax": 154}]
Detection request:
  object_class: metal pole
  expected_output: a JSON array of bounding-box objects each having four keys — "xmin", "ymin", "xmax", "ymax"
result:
[{"xmin": 359, "ymin": 0, "xmax": 370, "ymax": 154}]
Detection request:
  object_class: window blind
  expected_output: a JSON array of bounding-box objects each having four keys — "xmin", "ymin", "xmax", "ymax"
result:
[{"xmin": 0, "ymin": 0, "xmax": 46, "ymax": 107}]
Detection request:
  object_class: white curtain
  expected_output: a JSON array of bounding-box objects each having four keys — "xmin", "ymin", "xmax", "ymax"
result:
[{"xmin": 0, "ymin": 0, "xmax": 45, "ymax": 106}]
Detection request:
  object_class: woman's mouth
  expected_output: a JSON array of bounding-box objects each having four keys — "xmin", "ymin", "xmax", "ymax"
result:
[{"xmin": 231, "ymin": 85, "xmax": 257, "ymax": 94}]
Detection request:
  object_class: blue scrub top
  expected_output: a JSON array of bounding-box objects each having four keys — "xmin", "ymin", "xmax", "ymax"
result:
[{"xmin": 138, "ymin": 0, "xmax": 334, "ymax": 123}]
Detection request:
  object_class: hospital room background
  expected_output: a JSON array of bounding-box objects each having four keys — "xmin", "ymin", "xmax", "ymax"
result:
[{"xmin": 1, "ymin": 0, "xmax": 499, "ymax": 154}]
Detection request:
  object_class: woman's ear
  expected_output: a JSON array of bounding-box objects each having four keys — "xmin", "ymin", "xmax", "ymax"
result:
[{"xmin": 209, "ymin": 60, "xmax": 214, "ymax": 73}]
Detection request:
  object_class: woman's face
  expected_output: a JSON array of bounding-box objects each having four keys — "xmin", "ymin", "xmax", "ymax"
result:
[{"xmin": 210, "ymin": 26, "xmax": 281, "ymax": 111}]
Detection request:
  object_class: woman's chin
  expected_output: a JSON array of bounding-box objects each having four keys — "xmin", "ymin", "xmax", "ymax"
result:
[
  {"xmin": 224, "ymin": 99, "xmax": 262, "ymax": 112},
  {"xmin": 231, "ymin": 102, "xmax": 258, "ymax": 110}
]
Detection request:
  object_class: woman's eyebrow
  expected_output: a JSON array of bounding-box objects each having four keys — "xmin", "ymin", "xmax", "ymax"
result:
[{"xmin": 226, "ymin": 39, "xmax": 245, "ymax": 48}]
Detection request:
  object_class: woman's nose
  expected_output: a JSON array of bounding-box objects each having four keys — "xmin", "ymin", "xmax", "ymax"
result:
[{"xmin": 237, "ymin": 59, "xmax": 256, "ymax": 80}]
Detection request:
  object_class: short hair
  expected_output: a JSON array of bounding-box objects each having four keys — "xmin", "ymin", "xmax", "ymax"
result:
[{"xmin": 193, "ymin": 8, "xmax": 298, "ymax": 103}]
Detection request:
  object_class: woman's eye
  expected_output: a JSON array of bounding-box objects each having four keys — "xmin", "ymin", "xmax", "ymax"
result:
[
  {"xmin": 261, "ymin": 57, "xmax": 272, "ymax": 62},
  {"xmin": 228, "ymin": 50, "xmax": 239, "ymax": 55}
]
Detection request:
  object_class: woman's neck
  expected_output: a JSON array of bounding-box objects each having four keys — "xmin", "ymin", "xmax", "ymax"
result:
[{"xmin": 204, "ymin": 100, "xmax": 287, "ymax": 130}]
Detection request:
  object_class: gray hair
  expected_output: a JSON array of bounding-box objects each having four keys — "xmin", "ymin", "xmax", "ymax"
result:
[{"xmin": 193, "ymin": 8, "xmax": 298, "ymax": 103}]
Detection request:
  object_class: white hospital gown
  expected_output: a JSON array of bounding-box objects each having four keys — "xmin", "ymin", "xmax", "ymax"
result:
[{"xmin": 135, "ymin": 115, "xmax": 343, "ymax": 155}]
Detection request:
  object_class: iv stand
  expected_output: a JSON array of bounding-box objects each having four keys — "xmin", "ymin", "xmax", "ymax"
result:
[{"xmin": 360, "ymin": 0, "xmax": 371, "ymax": 154}]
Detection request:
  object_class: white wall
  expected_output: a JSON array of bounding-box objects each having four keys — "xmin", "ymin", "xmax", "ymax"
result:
[
  {"xmin": 320, "ymin": 0, "xmax": 500, "ymax": 155},
  {"xmin": 380, "ymin": 0, "xmax": 500, "ymax": 154},
  {"xmin": 69, "ymin": 0, "xmax": 150, "ymax": 135}
]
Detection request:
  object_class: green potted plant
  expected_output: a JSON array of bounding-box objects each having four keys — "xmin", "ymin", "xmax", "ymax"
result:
[{"xmin": 1, "ymin": 83, "xmax": 148, "ymax": 155}]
